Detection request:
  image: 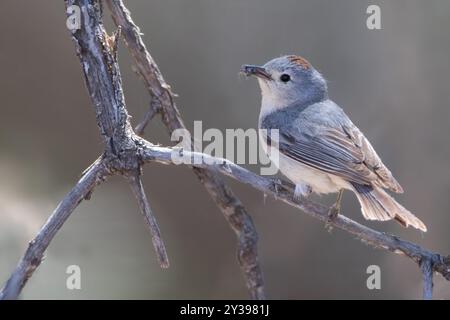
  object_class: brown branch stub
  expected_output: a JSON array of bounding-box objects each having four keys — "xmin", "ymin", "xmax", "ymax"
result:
[
  {"xmin": 127, "ymin": 173, "xmax": 169, "ymax": 268},
  {"xmin": 105, "ymin": 0, "xmax": 266, "ymax": 299},
  {"xmin": 0, "ymin": 160, "xmax": 108, "ymax": 300},
  {"xmin": 135, "ymin": 98, "xmax": 161, "ymax": 136}
]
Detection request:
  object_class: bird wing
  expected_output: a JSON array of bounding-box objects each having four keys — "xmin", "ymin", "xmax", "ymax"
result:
[{"xmin": 266, "ymin": 124, "xmax": 404, "ymax": 193}]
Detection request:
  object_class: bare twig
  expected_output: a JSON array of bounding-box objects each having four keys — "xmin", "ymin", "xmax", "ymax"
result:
[
  {"xmin": 1, "ymin": 0, "xmax": 161, "ymax": 299},
  {"xmin": 140, "ymin": 143, "xmax": 450, "ymax": 288},
  {"xmin": 65, "ymin": 0, "xmax": 169, "ymax": 270},
  {"xmin": 127, "ymin": 173, "xmax": 169, "ymax": 268},
  {"xmin": 135, "ymin": 99, "xmax": 161, "ymax": 135},
  {"xmin": 0, "ymin": 160, "xmax": 108, "ymax": 300},
  {"xmin": 105, "ymin": 0, "xmax": 265, "ymax": 299}
]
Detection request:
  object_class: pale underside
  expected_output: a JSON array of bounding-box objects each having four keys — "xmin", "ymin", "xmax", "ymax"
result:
[{"xmin": 259, "ymin": 136, "xmax": 349, "ymax": 195}]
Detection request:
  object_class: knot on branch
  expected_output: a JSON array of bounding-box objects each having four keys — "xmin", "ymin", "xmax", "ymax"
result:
[
  {"xmin": 105, "ymin": 144, "xmax": 142, "ymax": 176},
  {"xmin": 102, "ymin": 133, "xmax": 151, "ymax": 176}
]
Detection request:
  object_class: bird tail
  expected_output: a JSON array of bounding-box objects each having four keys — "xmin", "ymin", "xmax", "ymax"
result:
[{"xmin": 351, "ymin": 183, "xmax": 427, "ymax": 232}]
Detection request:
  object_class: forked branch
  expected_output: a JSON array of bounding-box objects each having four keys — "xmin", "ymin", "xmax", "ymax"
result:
[
  {"xmin": 105, "ymin": 0, "xmax": 265, "ymax": 299},
  {"xmin": 0, "ymin": 0, "xmax": 448, "ymax": 301}
]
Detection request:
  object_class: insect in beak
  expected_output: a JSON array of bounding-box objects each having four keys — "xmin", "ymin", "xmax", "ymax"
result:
[{"xmin": 240, "ymin": 65, "xmax": 272, "ymax": 80}]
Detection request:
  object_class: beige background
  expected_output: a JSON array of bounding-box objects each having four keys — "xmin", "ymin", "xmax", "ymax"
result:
[{"xmin": 1, "ymin": 0, "xmax": 450, "ymax": 299}]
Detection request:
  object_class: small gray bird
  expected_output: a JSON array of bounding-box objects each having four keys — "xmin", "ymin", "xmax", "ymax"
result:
[{"xmin": 241, "ymin": 55, "xmax": 426, "ymax": 232}]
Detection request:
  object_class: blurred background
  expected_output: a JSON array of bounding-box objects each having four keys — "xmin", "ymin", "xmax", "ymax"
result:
[{"xmin": 1, "ymin": 0, "xmax": 450, "ymax": 299}]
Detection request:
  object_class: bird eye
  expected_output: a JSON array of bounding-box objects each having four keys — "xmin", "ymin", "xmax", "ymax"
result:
[{"xmin": 280, "ymin": 74, "xmax": 291, "ymax": 82}]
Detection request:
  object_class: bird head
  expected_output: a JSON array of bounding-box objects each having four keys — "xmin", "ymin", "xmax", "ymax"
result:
[{"xmin": 241, "ymin": 55, "xmax": 328, "ymax": 115}]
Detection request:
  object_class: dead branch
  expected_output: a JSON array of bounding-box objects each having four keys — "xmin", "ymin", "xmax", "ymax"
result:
[
  {"xmin": 0, "ymin": 0, "xmax": 263, "ymax": 300},
  {"xmin": 105, "ymin": 0, "xmax": 265, "ymax": 299},
  {"xmin": 140, "ymin": 143, "xmax": 450, "ymax": 296},
  {"xmin": 0, "ymin": 0, "xmax": 449, "ymax": 301},
  {"xmin": 0, "ymin": 0, "xmax": 163, "ymax": 299}
]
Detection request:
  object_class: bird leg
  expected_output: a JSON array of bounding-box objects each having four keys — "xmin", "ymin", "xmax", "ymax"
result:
[
  {"xmin": 328, "ymin": 189, "xmax": 344, "ymax": 220},
  {"xmin": 325, "ymin": 189, "xmax": 343, "ymax": 232}
]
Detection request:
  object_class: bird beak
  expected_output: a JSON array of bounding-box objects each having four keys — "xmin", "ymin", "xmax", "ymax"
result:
[{"xmin": 240, "ymin": 65, "xmax": 272, "ymax": 80}]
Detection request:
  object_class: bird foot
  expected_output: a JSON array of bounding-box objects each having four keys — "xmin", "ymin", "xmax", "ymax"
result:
[
  {"xmin": 327, "ymin": 204, "xmax": 340, "ymax": 220},
  {"xmin": 325, "ymin": 206, "xmax": 339, "ymax": 232},
  {"xmin": 272, "ymin": 178, "xmax": 284, "ymax": 200},
  {"xmin": 325, "ymin": 190, "xmax": 343, "ymax": 232}
]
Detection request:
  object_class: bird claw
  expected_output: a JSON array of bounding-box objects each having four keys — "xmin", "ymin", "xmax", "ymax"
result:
[
  {"xmin": 327, "ymin": 205, "xmax": 340, "ymax": 221},
  {"xmin": 325, "ymin": 206, "xmax": 339, "ymax": 232},
  {"xmin": 271, "ymin": 178, "xmax": 283, "ymax": 200}
]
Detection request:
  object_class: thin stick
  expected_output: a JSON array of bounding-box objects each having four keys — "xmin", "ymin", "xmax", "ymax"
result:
[
  {"xmin": 135, "ymin": 99, "xmax": 161, "ymax": 136},
  {"xmin": 127, "ymin": 174, "xmax": 169, "ymax": 268}
]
